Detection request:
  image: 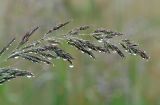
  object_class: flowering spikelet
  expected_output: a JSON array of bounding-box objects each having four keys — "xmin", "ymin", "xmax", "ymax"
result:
[
  {"xmin": 94, "ymin": 28, "xmax": 123, "ymax": 36},
  {"xmin": 0, "ymin": 68, "xmax": 33, "ymax": 84},
  {"xmin": 51, "ymin": 46, "xmax": 74, "ymax": 64},
  {"xmin": 104, "ymin": 41, "xmax": 125, "ymax": 57},
  {"xmin": 0, "ymin": 37, "xmax": 16, "ymax": 56},
  {"xmin": 20, "ymin": 54, "xmax": 52, "ymax": 64},
  {"xmin": 67, "ymin": 38, "xmax": 95, "ymax": 58},
  {"xmin": 21, "ymin": 41, "xmax": 40, "ymax": 50},
  {"xmin": 68, "ymin": 38, "xmax": 108, "ymax": 54},
  {"xmin": 46, "ymin": 21, "xmax": 70, "ymax": 34},
  {"xmin": 92, "ymin": 28, "xmax": 123, "ymax": 40},
  {"xmin": 36, "ymin": 52, "xmax": 56, "ymax": 59},
  {"xmin": 120, "ymin": 39, "xmax": 149, "ymax": 59},
  {"xmin": 44, "ymin": 37, "xmax": 60, "ymax": 45},
  {"xmin": 67, "ymin": 25, "xmax": 90, "ymax": 35},
  {"xmin": 17, "ymin": 26, "xmax": 39, "ymax": 49}
]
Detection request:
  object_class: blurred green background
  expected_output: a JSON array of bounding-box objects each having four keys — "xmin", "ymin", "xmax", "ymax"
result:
[{"xmin": 0, "ymin": 0, "xmax": 159, "ymax": 105}]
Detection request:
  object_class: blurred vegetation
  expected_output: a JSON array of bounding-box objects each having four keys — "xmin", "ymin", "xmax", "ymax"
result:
[{"xmin": 0, "ymin": 0, "xmax": 160, "ymax": 105}]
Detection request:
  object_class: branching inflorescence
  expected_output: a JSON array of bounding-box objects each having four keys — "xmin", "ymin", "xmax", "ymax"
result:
[{"xmin": 0, "ymin": 21, "xmax": 149, "ymax": 84}]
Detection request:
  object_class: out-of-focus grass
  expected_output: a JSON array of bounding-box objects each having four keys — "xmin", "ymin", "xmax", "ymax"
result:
[{"xmin": 0, "ymin": 0, "xmax": 160, "ymax": 105}]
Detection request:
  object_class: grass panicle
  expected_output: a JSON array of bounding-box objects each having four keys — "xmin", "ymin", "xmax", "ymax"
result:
[{"xmin": 0, "ymin": 21, "xmax": 149, "ymax": 84}]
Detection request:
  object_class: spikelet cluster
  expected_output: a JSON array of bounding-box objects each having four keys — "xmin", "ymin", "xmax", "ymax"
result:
[{"xmin": 0, "ymin": 68, "xmax": 33, "ymax": 84}]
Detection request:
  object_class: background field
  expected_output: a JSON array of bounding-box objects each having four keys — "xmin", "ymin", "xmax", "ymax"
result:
[{"xmin": 0, "ymin": 0, "xmax": 160, "ymax": 105}]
